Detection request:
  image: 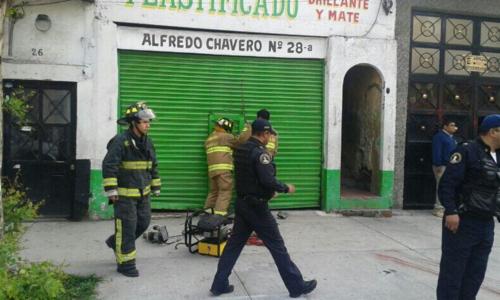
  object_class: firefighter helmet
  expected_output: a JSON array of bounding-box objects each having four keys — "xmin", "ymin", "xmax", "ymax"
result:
[
  {"xmin": 117, "ymin": 101, "xmax": 156, "ymax": 125},
  {"xmin": 216, "ymin": 117, "xmax": 233, "ymax": 133}
]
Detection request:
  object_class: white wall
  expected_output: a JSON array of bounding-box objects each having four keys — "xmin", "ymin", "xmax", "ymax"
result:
[
  {"xmin": 2, "ymin": 0, "xmax": 397, "ymax": 171},
  {"xmin": 1, "ymin": 0, "xmax": 95, "ymax": 162},
  {"xmin": 324, "ymin": 36, "xmax": 397, "ymax": 172}
]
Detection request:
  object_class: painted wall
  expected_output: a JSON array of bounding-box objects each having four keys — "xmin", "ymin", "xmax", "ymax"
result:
[
  {"xmin": 1, "ymin": 0, "xmax": 95, "ymax": 162},
  {"xmin": 394, "ymin": 0, "xmax": 500, "ymax": 208},
  {"xmin": 0, "ymin": 0, "xmax": 106, "ymax": 217},
  {"xmin": 323, "ymin": 36, "xmax": 397, "ymax": 210},
  {"xmin": 1, "ymin": 0, "xmax": 397, "ymax": 217}
]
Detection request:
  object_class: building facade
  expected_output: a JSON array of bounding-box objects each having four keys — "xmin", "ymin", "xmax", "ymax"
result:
[
  {"xmin": 395, "ymin": 0, "xmax": 500, "ymax": 209},
  {"xmin": 2, "ymin": 0, "xmax": 397, "ymax": 219}
]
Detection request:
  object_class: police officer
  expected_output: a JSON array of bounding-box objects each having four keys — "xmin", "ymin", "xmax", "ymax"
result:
[
  {"xmin": 204, "ymin": 117, "xmax": 235, "ymax": 215},
  {"xmin": 210, "ymin": 119, "xmax": 317, "ymax": 298},
  {"xmin": 432, "ymin": 118, "xmax": 458, "ymax": 217},
  {"xmin": 437, "ymin": 114, "xmax": 500, "ymax": 299},
  {"xmin": 103, "ymin": 101, "xmax": 161, "ymax": 277}
]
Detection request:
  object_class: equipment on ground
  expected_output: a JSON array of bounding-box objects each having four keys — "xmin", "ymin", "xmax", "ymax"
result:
[
  {"xmin": 143, "ymin": 225, "xmax": 172, "ymax": 244},
  {"xmin": 180, "ymin": 209, "xmax": 233, "ymax": 257}
]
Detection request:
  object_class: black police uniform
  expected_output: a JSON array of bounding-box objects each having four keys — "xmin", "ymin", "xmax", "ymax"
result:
[
  {"xmin": 210, "ymin": 137, "xmax": 308, "ymax": 296},
  {"xmin": 437, "ymin": 138, "xmax": 500, "ymax": 299},
  {"xmin": 102, "ymin": 129, "xmax": 161, "ymax": 273}
]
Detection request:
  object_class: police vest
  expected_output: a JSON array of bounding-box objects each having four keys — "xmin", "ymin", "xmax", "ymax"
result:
[
  {"xmin": 234, "ymin": 139, "xmax": 274, "ymax": 201},
  {"xmin": 461, "ymin": 147, "xmax": 500, "ymax": 218}
]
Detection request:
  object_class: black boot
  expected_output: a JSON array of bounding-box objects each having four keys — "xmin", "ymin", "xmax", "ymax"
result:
[
  {"xmin": 210, "ymin": 284, "xmax": 234, "ymax": 296},
  {"xmin": 117, "ymin": 263, "xmax": 139, "ymax": 277},
  {"xmin": 105, "ymin": 236, "xmax": 115, "ymax": 252},
  {"xmin": 289, "ymin": 279, "xmax": 317, "ymax": 298}
]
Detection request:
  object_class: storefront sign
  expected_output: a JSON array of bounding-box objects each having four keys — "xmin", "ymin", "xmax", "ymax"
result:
[
  {"xmin": 124, "ymin": 0, "xmax": 371, "ymax": 23},
  {"xmin": 106, "ymin": 0, "xmax": 385, "ymax": 37},
  {"xmin": 117, "ymin": 27, "xmax": 327, "ymax": 59},
  {"xmin": 465, "ymin": 55, "xmax": 487, "ymax": 73}
]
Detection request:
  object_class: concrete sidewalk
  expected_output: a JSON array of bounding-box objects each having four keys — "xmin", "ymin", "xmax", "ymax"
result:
[{"xmin": 20, "ymin": 210, "xmax": 500, "ymax": 300}]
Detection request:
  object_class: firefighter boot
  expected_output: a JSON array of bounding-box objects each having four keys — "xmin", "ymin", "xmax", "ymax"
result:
[
  {"xmin": 117, "ymin": 263, "xmax": 139, "ymax": 277},
  {"xmin": 105, "ymin": 236, "xmax": 115, "ymax": 252}
]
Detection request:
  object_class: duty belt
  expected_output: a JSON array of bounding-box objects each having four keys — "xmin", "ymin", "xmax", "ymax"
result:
[{"xmin": 241, "ymin": 195, "xmax": 267, "ymax": 205}]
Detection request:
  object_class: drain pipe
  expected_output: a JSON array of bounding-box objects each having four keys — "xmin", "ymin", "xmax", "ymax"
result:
[{"xmin": 7, "ymin": 6, "xmax": 24, "ymax": 57}]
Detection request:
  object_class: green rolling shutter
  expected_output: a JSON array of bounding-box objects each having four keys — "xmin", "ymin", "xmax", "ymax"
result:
[{"xmin": 118, "ymin": 50, "xmax": 324, "ymax": 210}]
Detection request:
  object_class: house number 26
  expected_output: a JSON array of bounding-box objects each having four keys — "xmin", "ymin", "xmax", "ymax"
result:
[{"xmin": 32, "ymin": 48, "xmax": 44, "ymax": 56}]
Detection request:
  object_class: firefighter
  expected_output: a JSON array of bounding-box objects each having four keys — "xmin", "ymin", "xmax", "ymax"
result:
[
  {"xmin": 103, "ymin": 101, "xmax": 161, "ymax": 277},
  {"xmin": 204, "ymin": 117, "xmax": 236, "ymax": 215},
  {"xmin": 238, "ymin": 109, "xmax": 279, "ymax": 158},
  {"xmin": 258, "ymin": 109, "xmax": 279, "ymax": 158}
]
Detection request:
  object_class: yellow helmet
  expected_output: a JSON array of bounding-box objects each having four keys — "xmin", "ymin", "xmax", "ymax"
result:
[{"xmin": 118, "ymin": 101, "xmax": 156, "ymax": 125}]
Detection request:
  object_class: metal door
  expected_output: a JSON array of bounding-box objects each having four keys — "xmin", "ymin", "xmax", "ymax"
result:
[
  {"xmin": 118, "ymin": 51, "xmax": 324, "ymax": 210},
  {"xmin": 404, "ymin": 12, "xmax": 500, "ymax": 208},
  {"xmin": 3, "ymin": 81, "xmax": 77, "ymax": 217}
]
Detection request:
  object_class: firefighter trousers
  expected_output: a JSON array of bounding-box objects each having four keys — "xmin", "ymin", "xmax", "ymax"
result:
[
  {"xmin": 204, "ymin": 172, "xmax": 233, "ymax": 213},
  {"xmin": 107, "ymin": 195, "xmax": 151, "ymax": 266}
]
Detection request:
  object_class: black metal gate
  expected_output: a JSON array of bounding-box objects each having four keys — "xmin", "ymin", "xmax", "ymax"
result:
[
  {"xmin": 404, "ymin": 11, "xmax": 500, "ymax": 208},
  {"xmin": 3, "ymin": 81, "xmax": 77, "ymax": 217}
]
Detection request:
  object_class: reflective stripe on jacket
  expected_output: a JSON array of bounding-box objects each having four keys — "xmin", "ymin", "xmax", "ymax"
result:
[
  {"xmin": 205, "ymin": 131, "xmax": 236, "ymax": 178},
  {"xmin": 102, "ymin": 130, "xmax": 161, "ymax": 198},
  {"xmin": 266, "ymin": 131, "xmax": 279, "ymax": 158}
]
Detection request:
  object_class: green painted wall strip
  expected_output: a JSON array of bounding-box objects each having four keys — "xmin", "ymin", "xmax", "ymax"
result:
[
  {"xmin": 322, "ymin": 169, "xmax": 394, "ymax": 210},
  {"xmin": 89, "ymin": 170, "xmax": 114, "ymax": 220},
  {"xmin": 380, "ymin": 170, "xmax": 394, "ymax": 207},
  {"xmin": 322, "ymin": 168, "xmax": 339, "ymax": 212}
]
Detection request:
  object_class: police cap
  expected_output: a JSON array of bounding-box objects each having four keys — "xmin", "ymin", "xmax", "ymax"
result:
[
  {"xmin": 252, "ymin": 119, "xmax": 275, "ymax": 134},
  {"xmin": 479, "ymin": 114, "xmax": 500, "ymax": 133}
]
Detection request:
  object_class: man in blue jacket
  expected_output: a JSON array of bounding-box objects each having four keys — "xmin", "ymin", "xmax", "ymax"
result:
[{"xmin": 432, "ymin": 119, "xmax": 458, "ymax": 217}]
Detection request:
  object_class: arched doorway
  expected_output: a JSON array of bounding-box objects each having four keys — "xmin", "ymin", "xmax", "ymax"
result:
[{"xmin": 341, "ymin": 65, "xmax": 383, "ymax": 198}]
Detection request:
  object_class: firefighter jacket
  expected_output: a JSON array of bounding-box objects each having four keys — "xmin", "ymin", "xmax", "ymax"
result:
[
  {"xmin": 266, "ymin": 130, "xmax": 279, "ymax": 158},
  {"xmin": 102, "ymin": 129, "xmax": 161, "ymax": 198},
  {"xmin": 205, "ymin": 131, "xmax": 236, "ymax": 178},
  {"xmin": 237, "ymin": 122, "xmax": 252, "ymax": 144},
  {"xmin": 237, "ymin": 122, "xmax": 279, "ymax": 158}
]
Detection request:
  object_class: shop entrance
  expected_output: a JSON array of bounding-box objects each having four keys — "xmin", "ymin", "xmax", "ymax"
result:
[
  {"xmin": 118, "ymin": 51, "xmax": 325, "ymax": 210},
  {"xmin": 341, "ymin": 65, "xmax": 383, "ymax": 198}
]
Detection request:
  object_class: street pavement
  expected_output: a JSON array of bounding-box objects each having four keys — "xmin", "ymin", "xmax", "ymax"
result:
[{"xmin": 20, "ymin": 210, "xmax": 500, "ymax": 300}]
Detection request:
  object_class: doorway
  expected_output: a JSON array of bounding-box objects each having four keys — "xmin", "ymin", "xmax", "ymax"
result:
[
  {"xmin": 404, "ymin": 11, "xmax": 500, "ymax": 208},
  {"xmin": 3, "ymin": 80, "xmax": 77, "ymax": 217},
  {"xmin": 341, "ymin": 65, "xmax": 383, "ymax": 198}
]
